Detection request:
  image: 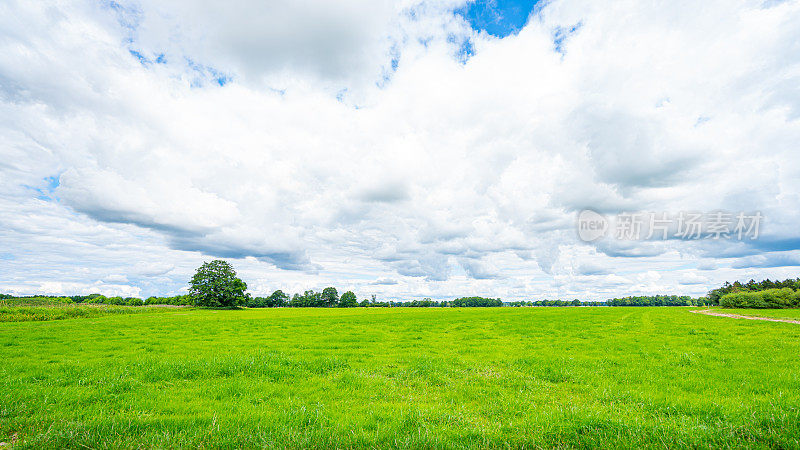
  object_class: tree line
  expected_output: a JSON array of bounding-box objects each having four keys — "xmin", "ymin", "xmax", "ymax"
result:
[
  {"xmin": 719, "ymin": 288, "xmax": 800, "ymax": 309},
  {"xmin": 507, "ymin": 296, "xmax": 712, "ymax": 307},
  {"xmin": 704, "ymin": 276, "xmax": 800, "ymax": 309},
  {"xmin": 251, "ymin": 291, "xmax": 502, "ymax": 308},
  {"xmin": 707, "ymin": 277, "xmax": 800, "ymax": 304}
]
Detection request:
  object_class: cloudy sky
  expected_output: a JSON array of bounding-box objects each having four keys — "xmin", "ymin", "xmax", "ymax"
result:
[{"xmin": 2, "ymin": 0, "xmax": 799, "ymax": 300}]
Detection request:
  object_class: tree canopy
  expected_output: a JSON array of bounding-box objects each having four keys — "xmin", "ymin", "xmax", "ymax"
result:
[
  {"xmin": 189, "ymin": 260, "xmax": 248, "ymax": 308},
  {"xmin": 339, "ymin": 291, "xmax": 358, "ymax": 307}
]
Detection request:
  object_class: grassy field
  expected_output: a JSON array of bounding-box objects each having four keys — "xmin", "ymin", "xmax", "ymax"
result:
[
  {"xmin": 708, "ymin": 307, "xmax": 800, "ymax": 320},
  {"xmin": 1, "ymin": 307, "xmax": 799, "ymax": 448},
  {"xmin": 0, "ymin": 303, "xmax": 179, "ymax": 323}
]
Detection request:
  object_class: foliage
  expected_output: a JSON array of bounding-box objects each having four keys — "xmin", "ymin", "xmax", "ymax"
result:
[
  {"xmin": 70, "ymin": 293, "xmax": 105, "ymax": 303},
  {"xmin": 605, "ymin": 295, "xmax": 708, "ymax": 307},
  {"xmin": 707, "ymin": 277, "xmax": 800, "ymax": 304},
  {"xmin": 245, "ymin": 290, "xmax": 290, "ymax": 308},
  {"xmin": 719, "ymin": 288, "xmax": 800, "ymax": 309},
  {"xmin": 451, "ymin": 296, "xmax": 503, "ymax": 307},
  {"xmin": 189, "ymin": 260, "xmax": 249, "ymax": 308},
  {"xmin": 93, "ymin": 296, "xmax": 144, "ymax": 306},
  {"xmin": 0, "ymin": 304, "xmax": 175, "ymax": 322},
  {"xmin": 338, "ymin": 291, "xmax": 358, "ymax": 307},
  {"xmin": 507, "ymin": 296, "xmax": 710, "ymax": 307},
  {"xmin": 269, "ymin": 290, "xmax": 290, "ymax": 307},
  {"xmin": 0, "ymin": 296, "xmax": 75, "ymax": 307},
  {"xmin": 289, "ymin": 290, "xmax": 324, "ymax": 307},
  {"xmin": 321, "ymin": 287, "xmax": 339, "ymax": 307},
  {"xmin": 145, "ymin": 295, "xmax": 194, "ymax": 306}
]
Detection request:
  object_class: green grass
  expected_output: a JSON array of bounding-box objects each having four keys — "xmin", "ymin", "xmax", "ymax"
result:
[
  {"xmin": 0, "ymin": 304, "xmax": 181, "ymax": 322},
  {"xmin": 0, "ymin": 296, "xmax": 75, "ymax": 307},
  {"xmin": 1, "ymin": 307, "xmax": 799, "ymax": 448},
  {"xmin": 708, "ymin": 307, "xmax": 800, "ymax": 320}
]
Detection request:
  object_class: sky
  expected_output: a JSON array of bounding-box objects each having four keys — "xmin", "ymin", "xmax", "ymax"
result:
[{"xmin": 1, "ymin": 0, "xmax": 800, "ymax": 301}]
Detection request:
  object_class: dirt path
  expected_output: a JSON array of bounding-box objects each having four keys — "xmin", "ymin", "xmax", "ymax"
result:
[{"xmin": 690, "ymin": 309, "xmax": 800, "ymax": 324}]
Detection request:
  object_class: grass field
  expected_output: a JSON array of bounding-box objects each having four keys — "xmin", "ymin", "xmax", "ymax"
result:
[
  {"xmin": 708, "ymin": 307, "xmax": 800, "ymax": 321},
  {"xmin": 1, "ymin": 307, "xmax": 799, "ymax": 448},
  {"xmin": 0, "ymin": 304, "xmax": 178, "ymax": 323}
]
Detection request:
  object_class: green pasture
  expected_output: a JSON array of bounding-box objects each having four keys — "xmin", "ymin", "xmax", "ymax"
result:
[{"xmin": 1, "ymin": 307, "xmax": 798, "ymax": 448}]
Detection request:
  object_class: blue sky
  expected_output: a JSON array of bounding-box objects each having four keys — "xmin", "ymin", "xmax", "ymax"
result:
[
  {"xmin": 1, "ymin": 0, "xmax": 800, "ymax": 300},
  {"xmin": 458, "ymin": 0, "xmax": 542, "ymax": 37}
]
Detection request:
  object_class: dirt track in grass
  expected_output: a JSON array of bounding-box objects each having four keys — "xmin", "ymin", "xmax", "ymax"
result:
[{"xmin": 691, "ymin": 309, "xmax": 800, "ymax": 324}]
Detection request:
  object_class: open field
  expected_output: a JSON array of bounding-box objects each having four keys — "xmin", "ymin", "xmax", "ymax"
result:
[
  {"xmin": 2, "ymin": 307, "xmax": 799, "ymax": 448},
  {"xmin": 705, "ymin": 307, "xmax": 800, "ymax": 321}
]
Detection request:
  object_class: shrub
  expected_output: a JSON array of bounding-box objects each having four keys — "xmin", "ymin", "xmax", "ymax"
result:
[
  {"xmin": 145, "ymin": 295, "xmax": 193, "ymax": 306},
  {"xmin": 719, "ymin": 288, "xmax": 800, "ymax": 309}
]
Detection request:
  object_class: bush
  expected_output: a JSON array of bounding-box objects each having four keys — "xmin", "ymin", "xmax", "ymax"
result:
[
  {"xmin": 145, "ymin": 295, "xmax": 193, "ymax": 306},
  {"xmin": 719, "ymin": 288, "xmax": 800, "ymax": 309}
]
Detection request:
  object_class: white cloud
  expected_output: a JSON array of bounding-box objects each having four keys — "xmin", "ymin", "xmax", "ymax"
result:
[{"xmin": 1, "ymin": 0, "xmax": 799, "ymax": 300}]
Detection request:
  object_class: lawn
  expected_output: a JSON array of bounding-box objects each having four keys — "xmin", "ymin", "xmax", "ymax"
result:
[{"xmin": 1, "ymin": 307, "xmax": 799, "ymax": 448}]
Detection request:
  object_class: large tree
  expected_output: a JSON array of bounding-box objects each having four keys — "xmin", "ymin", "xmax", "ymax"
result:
[
  {"xmin": 321, "ymin": 287, "xmax": 339, "ymax": 307},
  {"xmin": 339, "ymin": 291, "xmax": 358, "ymax": 307},
  {"xmin": 189, "ymin": 260, "xmax": 248, "ymax": 307}
]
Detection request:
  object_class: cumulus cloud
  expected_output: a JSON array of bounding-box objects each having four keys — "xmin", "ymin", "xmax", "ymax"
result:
[
  {"xmin": 370, "ymin": 277, "xmax": 399, "ymax": 285},
  {"xmin": 678, "ymin": 272, "xmax": 710, "ymax": 286},
  {"xmin": 1, "ymin": 0, "xmax": 799, "ymax": 299},
  {"xmin": 129, "ymin": 0, "xmax": 401, "ymax": 86},
  {"xmin": 576, "ymin": 262, "xmax": 611, "ymax": 276},
  {"xmin": 731, "ymin": 252, "xmax": 800, "ymax": 269}
]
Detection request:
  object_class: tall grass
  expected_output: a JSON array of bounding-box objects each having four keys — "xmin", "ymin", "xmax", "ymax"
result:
[
  {"xmin": 0, "ymin": 304, "xmax": 178, "ymax": 322},
  {"xmin": 0, "ymin": 296, "xmax": 75, "ymax": 307}
]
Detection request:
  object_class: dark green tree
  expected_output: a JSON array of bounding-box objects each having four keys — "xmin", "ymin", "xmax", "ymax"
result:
[
  {"xmin": 269, "ymin": 289, "xmax": 289, "ymax": 307},
  {"xmin": 321, "ymin": 287, "xmax": 339, "ymax": 307},
  {"xmin": 189, "ymin": 260, "xmax": 248, "ymax": 307},
  {"xmin": 339, "ymin": 291, "xmax": 358, "ymax": 307},
  {"xmin": 289, "ymin": 293, "xmax": 304, "ymax": 307}
]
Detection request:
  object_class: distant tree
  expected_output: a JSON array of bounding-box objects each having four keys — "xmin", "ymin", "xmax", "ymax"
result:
[
  {"xmin": 339, "ymin": 291, "xmax": 358, "ymax": 307},
  {"xmin": 359, "ymin": 299, "xmax": 371, "ymax": 307},
  {"xmin": 321, "ymin": 287, "xmax": 339, "ymax": 307},
  {"xmin": 305, "ymin": 290, "xmax": 323, "ymax": 307},
  {"xmin": 451, "ymin": 296, "xmax": 503, "ymax": 307},
  {"xmin": 269, "ymin": 290, "xmax": 289, "ymax": 307},
  {"xmin": 189, "ymin": 260, "xmax": 248, "ymax": 308},
  {"xmin": 289, "ymin": 293, "xmax": 304, "ymax": 307}
]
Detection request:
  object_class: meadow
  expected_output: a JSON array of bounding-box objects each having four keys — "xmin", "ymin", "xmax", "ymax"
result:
[
  {"xmin": 0, "ymin": 304, "xmax": 177, "ymax": 323},
  {"xmin": 1, "ymin": 307, "xmax": 799, "ymax": 448},
  {"xmin": 705, "ymin": 307, "xmax": 800, "ymax": 321}
]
